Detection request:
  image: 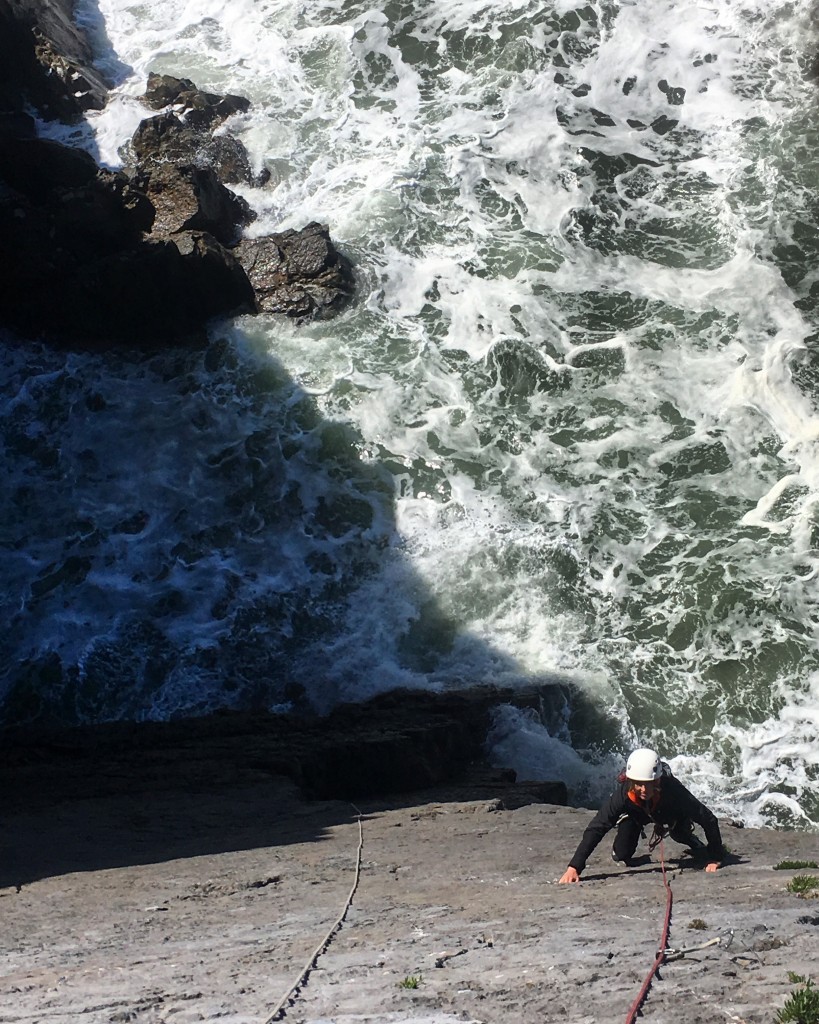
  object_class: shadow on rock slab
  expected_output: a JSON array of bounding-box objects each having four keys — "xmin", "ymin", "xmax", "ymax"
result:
[{"xmin": 0, "ymin": 685, "xmax": 583, "ymax": 887}]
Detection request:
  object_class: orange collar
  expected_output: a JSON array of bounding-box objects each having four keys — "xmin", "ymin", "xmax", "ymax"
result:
[{"xmin": 627, "ymin": 787, "xmax": 660, "ymax": 812}]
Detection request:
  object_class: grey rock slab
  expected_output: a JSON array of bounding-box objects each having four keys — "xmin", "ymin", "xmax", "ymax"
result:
[{"xmin": 1, "ymin": 786, "xmax": 817, "ymax": 1024}]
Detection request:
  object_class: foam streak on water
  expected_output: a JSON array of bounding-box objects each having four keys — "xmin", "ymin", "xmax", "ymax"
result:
[{"xmin": 4, "ymin": 0, "xmax": 819, "ymax": 826}]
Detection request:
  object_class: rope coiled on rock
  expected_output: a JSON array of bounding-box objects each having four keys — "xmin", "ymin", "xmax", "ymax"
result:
[{"xmin": 263, "ymin": 805, "xmax": 364, "ymax": 1023}]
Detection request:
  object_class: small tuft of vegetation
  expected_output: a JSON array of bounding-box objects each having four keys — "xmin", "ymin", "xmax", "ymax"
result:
[
  {"xmin": 398, "ymin": 975, "xmax": 422, "ymax": 990},
  {"xmin": 775, "ymin": 977, "xmax": 819, "ymax": 1024},
  {"xmin": 775, "ymin": 860, "xmax": 819, "ymax": 871},
  {"xmin": 786, "ymin": 875, "xmax": 819, "ymax": 897},
  {"xmin": 687, "ymin": 918, "xmax": 707, "ymax": 930}
]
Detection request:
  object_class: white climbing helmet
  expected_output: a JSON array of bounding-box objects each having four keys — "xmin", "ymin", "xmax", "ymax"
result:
[{"xmin": 625, "ymin": 748, "xmax": 662, "ymax": 782}]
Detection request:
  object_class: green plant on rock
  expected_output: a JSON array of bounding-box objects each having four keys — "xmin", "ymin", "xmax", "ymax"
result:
[
  {"xmin": 775, "ymin": 860, "xmax": 819, "ymax": 871},
  {"xmin": 398, "ymin": 975, "xmax": 422, "ymax": 990},
  {"xmin": 786, "ymin": 875, "xmax": 819, "ymax": 896},
  {"xmin": 775, "ymin": 977, "xmax": 819, "ymax": 1024},
  {"xmin": 687, "ymin": 918, "xmax": 707, "ymax": 930}
]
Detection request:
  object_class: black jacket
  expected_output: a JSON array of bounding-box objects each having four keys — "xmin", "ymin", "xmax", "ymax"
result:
[{"xmin": 568, "ymin": 774, "xmax": 724, "ymax": 872}]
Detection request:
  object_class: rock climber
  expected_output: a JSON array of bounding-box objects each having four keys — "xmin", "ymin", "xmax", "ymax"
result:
[{"xmin": 558, "ymin": 748, "xmax": 725, "ymax": 883}]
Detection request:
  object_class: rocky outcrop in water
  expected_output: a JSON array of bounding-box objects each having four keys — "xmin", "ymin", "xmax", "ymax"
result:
[
  {"xmin": 234, "ymin": 224, "xmax": 357, "ymax": 321},
  {"xmin": 130, "ymin": 78, "xmax": 353, "ymax": 319},
  {"xmin": 0, "ymin": 2, "xmax": 354, "ymax": 347}
]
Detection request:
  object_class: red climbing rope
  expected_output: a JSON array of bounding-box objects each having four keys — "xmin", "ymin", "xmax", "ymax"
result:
[{"xmin": 623, "ymin": 836, "xmax": 673, "ymax": 1024}]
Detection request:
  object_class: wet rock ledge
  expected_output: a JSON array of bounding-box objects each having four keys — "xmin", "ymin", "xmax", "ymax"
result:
[
  {"xmin": 0, "ymin": 0, "xmax": 354, "ymax": 347},
  {"xmin": 0, "ymin": 686, "xmax": 567, "ymax": 810}
]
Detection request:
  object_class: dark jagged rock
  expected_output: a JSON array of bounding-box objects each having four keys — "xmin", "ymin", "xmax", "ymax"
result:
[
  {"xmin": 0, "ymin": 138, "xmax": 153, "ymax": 246},
  {"xmin": 133, "ymin": 81, "xmax": 269, "ymax": 186},
  {"xmin": 200, "ymin": 133, "xmax": 262, "ymax": 186},
  {"xmin": 0, "ymin": 0, "xmax": 109, "ymax": 120},
  {"xmin": 0, "ymin": 3, "xmax": 352, "ymax": 348},
  {"xmin": 234, "ymin": 223, "xmax": 355, "ymax": 321},
  {"xmin": 131, "ymin": 109, "xmax": 260, "ymax": 188},
  {"xmin": 132, "ymin": 109, "xmax": 197, "ymax": 163},
  {"xmin": 0, "ymin": 135, "xmax": 98, "ymax": 193},
  {"xmin": 0, "ymin": 131, "xmax": 256, "ymax": 343},
  {"xmin": 141, "ymin": 72, "xmax": 251, "ymax": 129},
  {"xmin": 133, "ymin": 157, "xmax": 255, "ymax": 243},
  {"xmin": 202, "ymin": 133, "xmax": 261, "ymax": 186},
  {"xmin": 133, "ymin": 80, "xmax": 268, "ymax": 187},
  {"xmin": 60, "ymin": 233, "xmax": 257, "ymax": 343}
]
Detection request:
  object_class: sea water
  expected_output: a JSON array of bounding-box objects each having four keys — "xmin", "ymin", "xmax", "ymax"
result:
[{"xmin": 3, "ymin": 0, "xmax": 819, "ymax": 827}]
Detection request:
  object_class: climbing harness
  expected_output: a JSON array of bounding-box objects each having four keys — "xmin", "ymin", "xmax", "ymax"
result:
[
  {"xmin": 263, "ymin": 805, "xmax": 364, "ymax": 1023},
  {"xmin": 623, "ymin": 836, "xmax": 674, "ymax": 1024}
]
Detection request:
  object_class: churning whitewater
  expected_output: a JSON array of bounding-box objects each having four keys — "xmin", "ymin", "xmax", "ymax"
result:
[{"xmin": 3, "ymin": 0, "xmax": 819, "ymax": 828}]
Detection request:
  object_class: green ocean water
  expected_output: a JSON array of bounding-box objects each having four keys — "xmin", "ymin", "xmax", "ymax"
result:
[{"xmin": 2, "ymin": 0, "xmax": 818, "ymax": 826}]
